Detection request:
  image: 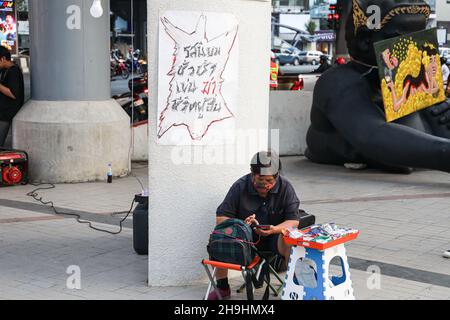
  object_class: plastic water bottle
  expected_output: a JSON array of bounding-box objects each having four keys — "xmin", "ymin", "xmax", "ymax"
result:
[{"xmin": 107, "ymin": 164, "xmax": 113, "ymax": 183}]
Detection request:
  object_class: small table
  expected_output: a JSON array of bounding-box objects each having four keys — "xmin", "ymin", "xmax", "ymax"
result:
[{"xmin": 281, "ymin": 226, "xmax": 359, "ymax": 300}]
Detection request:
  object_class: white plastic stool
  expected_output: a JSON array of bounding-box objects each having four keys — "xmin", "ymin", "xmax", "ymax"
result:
[{"xmin": 281, "ymin": 232, "xmax": 358, "ymax": 300}]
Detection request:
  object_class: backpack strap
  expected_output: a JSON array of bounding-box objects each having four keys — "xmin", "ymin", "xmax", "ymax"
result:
[{"xmin": 211, "ymin": 231, "xmax": 261, "ymax": 246}]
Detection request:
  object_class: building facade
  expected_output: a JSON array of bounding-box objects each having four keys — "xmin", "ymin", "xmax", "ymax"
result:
[
  {"xmin": 110, "ymin": 0, "xmax": 147, "ymax": 57},
  {"xmin": 272, "ymin": 0, "xmax": 310, "ymax": 13},
  {"xmin": 272, "ymin": 0, "xmax": 337, "ymax": 54},
  {"xmin": 436, "ymin": 0, "xmax": 450, "ymax": 46}
]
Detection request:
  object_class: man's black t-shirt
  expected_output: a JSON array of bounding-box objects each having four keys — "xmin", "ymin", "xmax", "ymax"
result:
[
  {"xmin": 0, "ymin": 65, "xmax": 24, "ymax": 122},
  {"xmin": 216, "ymin": 174, "xmax": 301, "ymax": 226}
]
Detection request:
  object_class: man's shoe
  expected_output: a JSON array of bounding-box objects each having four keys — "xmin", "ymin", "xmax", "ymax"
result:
[
  {"xmin": 207, "ymin": 287, "xmax": 231, "ymax": 300},
  {"xmin": 443, "ymin": 250, "xmax": 450, "ymax": 259}
]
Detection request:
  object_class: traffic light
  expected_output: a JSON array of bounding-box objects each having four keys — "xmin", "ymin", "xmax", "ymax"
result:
[
  {"xmin": 334, "ymin": 12, "xmax": 341, "ymax": 30},
  {"xmin": 328, "ymin": 5, "xmax": 336, "ymax": 30},
  {"xmin": 328, "ymin": 4, "xmax": 341, "ymax": 30}
]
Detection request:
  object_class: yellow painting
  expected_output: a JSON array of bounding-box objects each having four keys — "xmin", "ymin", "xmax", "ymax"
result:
[{"xmin": 375, "ymin": 29, "xmax": 446, "ymax": 122}]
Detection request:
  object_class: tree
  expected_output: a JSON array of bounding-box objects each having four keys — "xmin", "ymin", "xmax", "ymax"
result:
[
  {"xmin": 305, "ymin": 20, "xmax": 317, "ymax": 36},
  {"xmin": 16, "ymin": 0, "xmax": 28, "ymax": 12}
]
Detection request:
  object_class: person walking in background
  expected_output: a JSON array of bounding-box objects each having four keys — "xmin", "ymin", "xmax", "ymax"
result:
[
  {"xmin": 442, "ymin": 57, "xmax": 449, "ymax": 88},
  {"xmin": 0, "ymin": 46, "xmax": 24, "ymax": 147},
  {"xmin": 311, "ymin": 55, "xmax": 331, "ymax": 74}
]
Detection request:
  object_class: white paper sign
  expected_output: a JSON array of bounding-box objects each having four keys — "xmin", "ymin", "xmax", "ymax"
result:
[
  {"xmin": 158, "ymin": 11, "xmax": 239, "ymax": 145},
  {"xmin": 437, "ymin": 28, "xmax": 447, "ymax": 45}
]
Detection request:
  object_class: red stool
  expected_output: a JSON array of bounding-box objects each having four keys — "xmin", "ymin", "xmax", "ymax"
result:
[{"xmin": 202, "ymin": 256, "xmax": 264, "ymax": 300}]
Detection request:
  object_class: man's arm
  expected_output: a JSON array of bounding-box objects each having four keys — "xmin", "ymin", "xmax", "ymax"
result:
[
  {"xmin": 216, "ymin": 216, "xmax": 231, "ymax": 225},
  {"xmin": 217, "ymin": 214, "xmax": 256, "ymax": 226},
  {"xmin": 273, "ymin": 220, "xmax": 299, "ymax": 233},
  {"xmin": 0, "ymin": 83, "xmax": 16, "ymax": 99}
]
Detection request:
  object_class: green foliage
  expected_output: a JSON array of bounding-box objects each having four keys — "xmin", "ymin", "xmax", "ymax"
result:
[
  {"xmin": 305, "ymin": 20, "xmax": 317, "ymax": 35},
  {"xmin": 16, "ymin": 0, "xmax": 28, "ymax": 12}
]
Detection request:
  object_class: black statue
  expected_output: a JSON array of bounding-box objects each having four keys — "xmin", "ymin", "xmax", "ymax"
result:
[{"xmin": 305, "ymin": 0, "xmax": 450, "ymax": 173}]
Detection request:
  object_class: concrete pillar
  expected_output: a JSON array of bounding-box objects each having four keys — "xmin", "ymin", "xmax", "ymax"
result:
[
  {"xmin": 13, "ymin": 0, "xmax": 131, "ymax": 183},
  {"xmin": 147, "ymin": 0, "xmax": 272, "ymax": 286}
]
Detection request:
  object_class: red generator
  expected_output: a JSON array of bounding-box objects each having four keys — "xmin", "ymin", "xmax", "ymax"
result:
[{"xmin": 0, "ymin": 149, "xmax": 29, "ymax": 186}]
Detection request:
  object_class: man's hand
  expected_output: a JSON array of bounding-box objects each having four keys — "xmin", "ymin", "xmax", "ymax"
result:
[
  {"xmin": 0, "ymin": 83, "xmax": 16, "ymax": 100},
  {"xmin": 254, "ymin": 225, "xmax": 277, "ymax": 237},
  {"xmin": 244, "ymin": 214, "xmax": 258, "ymax": 226}
]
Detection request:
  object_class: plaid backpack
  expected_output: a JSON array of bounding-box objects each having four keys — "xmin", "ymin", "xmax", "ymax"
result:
[{"xmin": 207, "ymin": 219, "xmax": 257, "ymax": 266}]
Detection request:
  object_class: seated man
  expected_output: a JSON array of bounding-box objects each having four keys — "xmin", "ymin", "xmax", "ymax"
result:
[{"xmin": 208, "ymin": 151, "xmax": 302, "ymax": 300}]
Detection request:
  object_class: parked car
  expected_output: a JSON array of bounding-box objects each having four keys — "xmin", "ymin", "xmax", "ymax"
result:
[
  {"xmin": 272, "ymin": 48, "xmax": 302, "ymax": 66},
  {"xmin": 298, "ymin": 51, "xmax": 325, "ymax": 65}
]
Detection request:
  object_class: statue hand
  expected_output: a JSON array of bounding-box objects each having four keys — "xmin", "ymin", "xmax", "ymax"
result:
[
  {"xmin": 423, "ymin": 99, "xmax": 450, "ymax": 138},
  {"xmin": 429, "ymin": 100, "xmax": 450, "ymax": 125}
]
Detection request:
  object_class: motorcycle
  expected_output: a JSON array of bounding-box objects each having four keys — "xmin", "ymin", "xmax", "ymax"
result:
[
  {"xmin": 126, "ymin": 49, "xmax": 147, "ymax": 76},
  {"xmin": 111, "ymin": 58, "xmax": 130, "ymax": 80},
  {"xmin": 138, "ymin": 59, "xmax": 148, "ymax": 74},
  {"xmin": 128, "ymin": 73, "xmax": 148, "ymax": 93},
  {"xmin": 113, "ymin": 75, "xmax": 148, "ymax": 124},
  {"xmin": 114, "ymin": 91, "xmax": 148, "ymax": 124}
]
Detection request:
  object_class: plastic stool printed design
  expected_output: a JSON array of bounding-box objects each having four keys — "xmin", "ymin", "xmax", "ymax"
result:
[
  {"xmin": 282, "ymin": 244, "xmax": 355, "ymax": 300},
  {"xmin": 281, "ymin": 225, "xmax": 359, "ymax": 300}
]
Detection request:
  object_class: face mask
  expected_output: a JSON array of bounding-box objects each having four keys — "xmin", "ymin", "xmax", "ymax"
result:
[{"xmin": 253, "ymin": 180, "xmax": 275, "ymax": 193}]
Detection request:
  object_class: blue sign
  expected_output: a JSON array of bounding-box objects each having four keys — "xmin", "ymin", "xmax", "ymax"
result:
[{"xmin": 315, "ymin": 31, "xmax": 336, "ymax": 42}]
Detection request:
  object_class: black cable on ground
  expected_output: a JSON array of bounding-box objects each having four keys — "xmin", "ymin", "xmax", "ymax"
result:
[
  {"xmin": 130, "ymin": 172, "xmax": 145, "ymax": 192},
  {"xmin": 27, "ymin": 184, "xmax": 136, "ymax": 235}
]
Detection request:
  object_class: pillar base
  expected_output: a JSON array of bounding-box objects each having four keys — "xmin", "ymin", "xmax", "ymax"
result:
[
  {"xmin": 13, "ymin": 100, "xmax": 131, "ymax": 183},
  {"xmin": 131, "ymin": 122, "xmax": 149, "ymax": 161}
]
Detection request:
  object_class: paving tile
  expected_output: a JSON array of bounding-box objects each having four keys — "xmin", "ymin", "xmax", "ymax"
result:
[{"xmin": 2, "ymin": 159, "xmax": 450, "ymax": 300}]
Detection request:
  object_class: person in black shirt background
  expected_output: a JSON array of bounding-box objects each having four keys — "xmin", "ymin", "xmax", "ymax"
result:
[
  {"xmin": 311, "ymin": 55, "xmax": 331, "ymax": 74},
  {"xmin": 0, "ymin": 46, "xmax": 24, "ymax": 147}
]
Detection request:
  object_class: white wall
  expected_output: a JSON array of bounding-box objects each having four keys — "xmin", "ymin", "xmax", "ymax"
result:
[
  {"xmin": 269, "ymin": 74, "xmax": 316, "ymax": 156},
  {"xmin": 437, "ymin": 0, "xmax": 450, "ymax": 22},
  {"xmin": 269, "ymin": 90, "xmax": 313, "ymax": 156},
  {"xmin": 147, "ymin": 0, "xmax": 272, "ymax": 286}
]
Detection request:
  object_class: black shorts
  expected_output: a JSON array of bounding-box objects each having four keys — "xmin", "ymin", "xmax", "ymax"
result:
[
  {"xmin": 256, "ymin": 234, "xmax": 281, "ymax": 256},
  {"xmin": 0, "ymin": 121, "xmax": 10, "ymax": 147}
]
